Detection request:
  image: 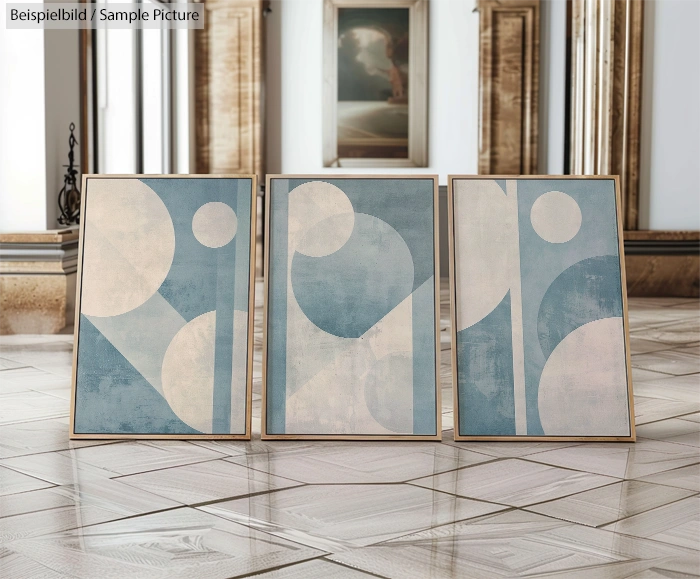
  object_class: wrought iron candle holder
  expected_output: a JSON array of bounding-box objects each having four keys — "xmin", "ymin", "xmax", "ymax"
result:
[{"xmin": 57, "ymin": 122, "xmax": 81, "ymax": 226}]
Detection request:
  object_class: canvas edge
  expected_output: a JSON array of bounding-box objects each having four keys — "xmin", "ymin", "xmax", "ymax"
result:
[
  {"xmin": 69, "ymin": 173, "xmax": 258, "ymax": 440},
  {"xmin": 261, "ymin": 174, "xmax": 442, "ymax": 441},
  {"xmin": 448, "ymin": 174, "xmax": 636, "ymax": 443},
  {"xmin": 447, "ymin": 177, "xmax": 460, "ymax": 442}
]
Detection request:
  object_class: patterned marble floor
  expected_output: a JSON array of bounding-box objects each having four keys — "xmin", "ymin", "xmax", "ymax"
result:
[{"xmin": 0, "ymin": 282, "xmax": 698, "ymax": 578}]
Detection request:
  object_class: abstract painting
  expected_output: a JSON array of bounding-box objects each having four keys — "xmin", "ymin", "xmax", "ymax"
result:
[
  {"xmin": 264, "ymin": 176, "xmax": 440, "ymax": 439},
  {"xmin": 449, "ymin": 177, "xmax": 634, "ymax": 441},
  {"xmin": 70, "ymin": 176, "xmax": 256, "ymax": 439},
  {"xmin": 323, "ymin": 0, "xmax": 428, "ymax": 167}
]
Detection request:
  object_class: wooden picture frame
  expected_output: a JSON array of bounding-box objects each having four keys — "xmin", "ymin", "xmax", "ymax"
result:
[
  {"xmin": 69, "ymin": 175, "xmax": 257, "ymax": 440},
  {"xmin": 322, "ymin": 0, "xmax": 428, "ymax": 168},
  {"xmin": 448, "ymin": 175, "xmax": 635, "ymax": 442},
  {"xmin": 262, "ymin": 175, "xmax": 441, "ymax": 440}
]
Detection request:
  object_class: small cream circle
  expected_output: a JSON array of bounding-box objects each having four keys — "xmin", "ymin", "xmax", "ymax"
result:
[
  {"xmin": 530, "ymin": 191, "xmax": 582, "ymax": 243},
  {"xmin": 192, "ymin": 202, "xmax": 238, "ymax": 248}
]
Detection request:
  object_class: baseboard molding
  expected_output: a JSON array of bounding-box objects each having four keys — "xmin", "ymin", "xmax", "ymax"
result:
[{"xmin": 623, "ymin": 230, "xmax": 699, "ymax": 298}]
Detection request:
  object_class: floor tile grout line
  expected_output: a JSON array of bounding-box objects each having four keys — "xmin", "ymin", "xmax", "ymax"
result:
[
  {"xmin": 222, "ymin": 555, "xmax": 331, "ymax": 579},
  {"xmin": 220, "ymin": 449, "xmax": 504, "ymax": 487},
  {"xmin": 369, "ymin": 507, "xmax": 519, "ymax": 548},
  {"xmin": 0, "ymin": 462, "xmax": 65, "ymax": 489},
  {"xmin": 399, "ymin": 455, "xmax": 518, "ymax": 484},
  {"xmin": 0, "ymin": 365, "xmax": 32, "ymax": 372},
  {"xmin": 631, "ymin": 367, "xmax": 700, "ymax": 378},
  {"xmin": 405, "ymin": 472, "xmax": 624, "ymax": 511},
  {"xmin": 0, "ymin": 501, "xmax": 108, "ymax": 523},
  {"xmin": 0, "ymin": 451, "xmax": 230, "ymax": 485},
  {"xmin": 195, "ymin": 501, "xmax": 344, "ymax": 555},
  {"xmin": 150, "ymin": 482, "xmax": 309, "ymax": 511},
  {"xmin": 219, "ymin": 457, "xmax": 312, "ymax": 486},
  {"xmin": 191, "ymin": 483, "xmax": 511, "ymax": 556},
  {"xmin": 513, "ymin": 478, "xmax": 632, "ymax": 510},
  {"xmin": 0, "ymin": 439, "xmax": 121, "ymax": 462},
  {"xmin": 637, "ymin": 435, "xmax": 700, "ymax": 450},
  {"xmin": 630, "ymin": 365, "xmax": 698, "ymax": 378},
  {"xmin": 634, "ymin": 410, "xmax": 700, "ymax": 427},
  {"xmin": 319, "ymin": 557, "xmax": 394, "ymax": 579},
  {"xmin": 98, "ymin": 456, "xmax": 231, "ymax": 480},
  {"xmin": 594, "ymin": 515, "xmax": 700, "ymax": 551},
  {"xmin": 518, "ymin": 483, "xmax": 698, "ymax": 529},
  {"xmin": 591, "ymin": 491, "xmax": 700, "ymax": 530},
  {"xmin": 0, "ymin": 415, "xmax": 70, "ymax": 428},
  {"xmin": 518, "ymin": 452, "xmax": 700, "ymax": 480}
]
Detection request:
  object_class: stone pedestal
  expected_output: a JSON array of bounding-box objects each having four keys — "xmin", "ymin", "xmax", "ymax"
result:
[{"xmin": 0, "ymin": 229, "xmax": 78, "ymax": 334}]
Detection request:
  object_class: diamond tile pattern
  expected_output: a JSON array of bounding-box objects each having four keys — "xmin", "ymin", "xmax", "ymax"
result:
[{"xmin": 0, "ymin": 283, "xmax": 697, "ymax": 577}]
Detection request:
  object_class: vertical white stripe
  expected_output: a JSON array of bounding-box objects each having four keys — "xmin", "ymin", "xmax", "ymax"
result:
[{"xmin": 506, "ymin": 180, "xmax": 528, "ymax": 435}]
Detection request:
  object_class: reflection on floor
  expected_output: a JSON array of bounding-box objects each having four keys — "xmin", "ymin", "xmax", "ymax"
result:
[{"xmin": 0, "ymin": 281, "xmax": 698, "ymax": 578}]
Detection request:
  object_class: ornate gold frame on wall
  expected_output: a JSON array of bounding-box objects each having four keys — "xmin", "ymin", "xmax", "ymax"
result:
[{"xmin": 322, "ymin": 0, "xmax": 429, "ymax": 168}]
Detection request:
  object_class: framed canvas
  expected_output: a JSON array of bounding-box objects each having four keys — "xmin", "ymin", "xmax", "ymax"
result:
[
  {"xmin": 263, "ymin": 175, "xmax": 441, "ymax": 440},
  {"xmin": 448, "ymin": 176, "xmax": 635, "ymax": 442},
  {"xmin": 69, "ymin": 175, "xmax": 256, "ymax": 439},
  {"xmin": 322, "ymin": 0, "xmax": 428, "ymax": 168}
]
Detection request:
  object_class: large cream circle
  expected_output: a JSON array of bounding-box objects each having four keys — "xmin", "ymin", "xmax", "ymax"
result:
[
  {"xmin": 538, "ymin": 317, "xmax": 630, "ymax": 436},
  {"xmin": 192, "ymin": 202, "xmax": 238, "ymax": 248},
  {"xmin": 161, "ymin": 311, "xmax": 216, "ymax": 433},
  {"xmin": 288, "ymin": 181, "xmax": 355, "ymax": 257},
  {"xmin": 81, "ymin": 179, "xmax": 175, "ymax": 317},
  {"xmin": 453, "ymin": 179, "xmax": 517, "ymax": 331},
  {"xmin": 530, "ymin": 191, "xmax": 582, "ymax": 243}
]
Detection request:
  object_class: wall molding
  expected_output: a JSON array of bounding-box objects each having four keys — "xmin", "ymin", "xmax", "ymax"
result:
[
  {"xmin": 623, "ymin": 230, "xmax": 699, "ymax": 297},
  {"xmin": 477, "ymin": 0, "xmax": 540, "ymax": 175},
  {"xmin": 195, "ymin": 0, "xmax": 263, "ymax": 177}
]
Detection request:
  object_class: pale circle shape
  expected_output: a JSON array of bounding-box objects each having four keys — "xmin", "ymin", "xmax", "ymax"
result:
[
  {"xmin": 81, "ymin": 179, "xmax": 175, "ymax": 317},
  {"xmin": 288, "ymin": 181, "xmax": 355, "ymax": 256},
  {"xmin": 530, "ymin": 191, "xmax": 582, "ymax": 243},
  {"xmin": 161, "ymin": 311, "xmax": 216, "ymax": 433},
  {"xmin": 453, "ymin": 179, "xmax": 517, "ymax": 331},
  {"xmin": 192, "ymin": 202, "xmax": 238, "ymax": 248},
  {"xmin": 297, "ymin": 212, "xmax": 355, "ymax": 258},
  {"xmin": 538, "ymin": 317, "xmax": 630, "ymax": 436}
]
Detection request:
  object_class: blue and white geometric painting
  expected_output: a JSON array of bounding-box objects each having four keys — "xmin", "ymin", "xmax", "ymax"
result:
[
  {"xmin": 264, "ymin": 177, "xmax": 440, "ymax": 438},
  {"xmin": 72, "ymin": 177, "xmax": 254, "ymax": 437},
  {"xmin": 451, "ymin": 177, "xmax": 633, "ymax": 439}
]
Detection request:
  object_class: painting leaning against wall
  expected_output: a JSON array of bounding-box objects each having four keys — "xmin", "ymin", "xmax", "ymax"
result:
[
  {"xmin": 448, "ymin": 176, "xmax": 635, "ymax": 442},
  {"xmin": 263, "ymin": 175, "xmax": 441, "ymax": 440},
  {"xmin": 70, "ymin": 176, "xmax": 256, "ymax": 439}
]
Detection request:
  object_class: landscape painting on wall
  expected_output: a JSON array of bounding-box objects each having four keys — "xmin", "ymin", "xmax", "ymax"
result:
[
  {"xmin": 263, "ymin": 176, "xmax": 440, "ymax": 439},
  {"xmin": 324, "ymin": 0, "xmax": 427, "ymax": 167},
  {"xmin": 448, "ymin": 176, "xmax": 635, "ymax": 441},
  {"xmin": 70, "ymin": 176, "xmax": 256, "ymax": 439},
  {"xmin": 337, "ymin": 7, "xmax": 409, "ymax": 159}
]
